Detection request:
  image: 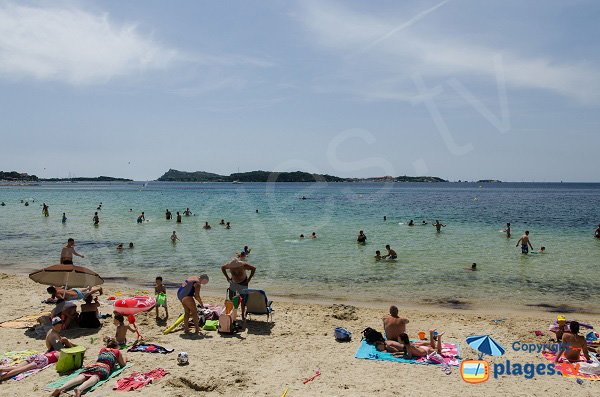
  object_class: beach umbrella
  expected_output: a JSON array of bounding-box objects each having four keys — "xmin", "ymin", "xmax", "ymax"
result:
[
  {"xmin": 29, "ymin": 264, "xmax": 104, "ymax": 288},
  {"xmin": 466, "ymin": 335, "xmax": 506, "ymax": 360}
]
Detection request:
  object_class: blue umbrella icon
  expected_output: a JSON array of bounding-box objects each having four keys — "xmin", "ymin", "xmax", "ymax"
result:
[{"xmin": 466, "ymin": 335, "xmax": 506, "ymax": 360}]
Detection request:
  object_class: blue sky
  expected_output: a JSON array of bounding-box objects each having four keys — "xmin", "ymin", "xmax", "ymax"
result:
[{"xmin": 1, "ymin": 0, "xmax": 599, "ymax": 181}]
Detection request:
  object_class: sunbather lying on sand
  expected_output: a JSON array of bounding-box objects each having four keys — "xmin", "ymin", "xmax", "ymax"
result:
[
  {"xmin": 0, "ymin": 351, "xmax": 59, "ymax": 381},
  {"xmin": 45, "ymin": 286, "xmax": 103, "ymax": 302}
]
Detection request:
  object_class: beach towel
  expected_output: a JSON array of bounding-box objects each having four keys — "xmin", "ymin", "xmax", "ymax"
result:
[
  {"xmin": 542, "ymin": 351, "xmax": 600, "ymax": 380},
  {"xmin": 0, "ymin": 312, "xmax": 48, "ymax": 329},
  {"xmin": 113, "ymin": 368, "xmax": 168, "ymax": 391},
  {"xmin": 355, "ymin": 340, "xmax": 461, "ymax": 367},
  {"xmin": 127, "ymin": 344, "xmax": 174, "ymax": 354},
  {"xmin": 1, "ymin": 350, "xmax": 52, "ymax": 381},
  {"xmin": 45, "ymin": 363, "xmax": 132, "ymax": 393}
]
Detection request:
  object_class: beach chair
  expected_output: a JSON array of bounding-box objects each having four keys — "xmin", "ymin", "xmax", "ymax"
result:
[{"xmin": 240, "ymin": 289, "xmax": 273, "ymax": 322}]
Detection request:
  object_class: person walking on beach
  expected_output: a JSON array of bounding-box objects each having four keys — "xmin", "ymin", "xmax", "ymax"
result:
[
  {"xmin": 176, "ymin": 212, "xmax": 182, "ymax": 223},
  {"xmin": 433, "ymin": 220, "xmax": 446, "ymax": 232},
  {"xmin": 61, "ymin": 238, "xmax": 84, "ymax": 264},
  {"xmin": 42, "ymin": 203, "xmax": 49, "ymax": 217},
  {"xmin": 383, "ymin": 244, "xmax": 397, "ymax": 260},
  {"xmin": 165, "ymin": 209, "xmax": 172, "ymax": 220},
  {"xmin": 383, "ymin": 306, "xmax": 409, "ymax": 342},
  {"xmin": 92, "ymin": 212, "xmax": 99, "ymax": 226},
  {"xmin": 357, "ymin": 230, "xmax": 367, "ymax": 243},
  {"xmin": 516, "ymin": 231, "xmax": 533, "ymax": 254}
]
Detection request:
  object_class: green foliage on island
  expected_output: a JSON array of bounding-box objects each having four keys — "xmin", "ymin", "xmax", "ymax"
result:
[
  {"xmin": 157, "ymin": 169, "xmax": 447, "ymax": 183},
  {"xmin": 0, "ymin": 171, "xmax": 38, "ymax": 181}
]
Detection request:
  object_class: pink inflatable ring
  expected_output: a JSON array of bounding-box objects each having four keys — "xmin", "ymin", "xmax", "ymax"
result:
[{"xmin": 114, "ymin": 296, "xmax": 156, "ymax": 315}]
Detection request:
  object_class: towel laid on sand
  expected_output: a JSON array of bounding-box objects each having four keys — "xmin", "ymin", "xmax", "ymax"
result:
[
  {"xmin": 114, "ymin": 368, "xmax": 168, "ymax": 391},
  {"xmin": 0, "ymin": 312, "xmax": 48, "ymax": 329},
  {"xmin": 127, "ymin": 344, "xmax": 174, "ymax": 354},
  {"xmin": 355, "ymin": 340, "xmax": 461, "ymax": 367},
  {"xmin": 45, "ymin": 364, "xmax": 132, "ymax": 393},
  {"xmin": 542, "ymin": 351, "xmax": 600, "ymax": 380}
]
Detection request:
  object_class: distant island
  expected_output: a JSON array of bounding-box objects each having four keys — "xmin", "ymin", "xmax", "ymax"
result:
[
  {"xmin": 477, "ymin": 179, "xmax": 502, "ymax": 183},
  {"xmin": 157, "ymin": 169, "xmax": 447, "ymax": 183},
  {"xmin": 0, "ymin": 171, "xmax": 131, "ymax": 183}
]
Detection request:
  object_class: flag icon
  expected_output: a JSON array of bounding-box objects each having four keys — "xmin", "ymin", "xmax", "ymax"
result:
[{"xmin": 461, "ymin": 360, "xmax": 489, "ymax": 384}]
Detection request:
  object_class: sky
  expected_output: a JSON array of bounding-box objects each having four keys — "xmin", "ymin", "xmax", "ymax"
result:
[{"xmin": 1, "ymin": 0, "xmax": 599, "ymax": 182}]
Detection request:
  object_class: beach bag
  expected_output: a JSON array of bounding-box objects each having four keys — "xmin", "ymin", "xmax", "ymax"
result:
[
  {"xmin": 218, "ymin": 313, "xmax": 234, "ymax": 334},
  {"xmin": 55, "ymin": 346, "xmax": 86, "ymax": 373},
  {"xmin": 361, "ymin": 327, "xmax": 384, "ymax": 345},
  {"xmin": 203, "ymin": 320, "xmax": 219, "ymax": 331},
  {"xmin": 334, "ymin": 327, "xmax": 352, "ymax": 342}
]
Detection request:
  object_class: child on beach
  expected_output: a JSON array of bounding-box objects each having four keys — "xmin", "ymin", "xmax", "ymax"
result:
[
  {"xmin": 155, "ymin": 276, "xmax": 168, "ymax": 320},
  {"xmin": 112, "ymin": 314, "xmax": 137, "ymax": 347}
]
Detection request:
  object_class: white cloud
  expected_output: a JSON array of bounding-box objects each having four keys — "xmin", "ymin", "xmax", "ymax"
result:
[
  {"xmin": 298, "ymin": 1, "xmax": 600, "ymax": 103},
  {"xmin": 0, "ymin": 3, "xmax": 180, "ymax": 85}
]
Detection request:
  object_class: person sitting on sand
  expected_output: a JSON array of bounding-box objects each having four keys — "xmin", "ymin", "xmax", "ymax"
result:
[
  {"xmin": 79, "ymin": 295, "xmax": 100, "ymax": 329},
  {"xmin": 203, "ymin": 222, "xmax": 211, "ymax": 230},
  {"xmin": 222, "ymin": 259, "xmax": 256, "ymax": 299},
  {"xmin": 46, "ymin": 286, "xmax": 103, "ymax": 302},
  {"xmin": 374, "ymin": 250, "xmax": 382, "ymax": 261},
  {"xmin": 395, "ymin": 330, "xmax": 444, "ymax": 358},
  {"xmin": 46, "ymin": 317, "xmax": 75, "ymax": 352},
  {"xmin": 433, "ymin": 220, "xmax": 446, "ymax": 232},
  {"xmin": 382, "ymin": 245, "xmax": 397, "ymax": 260},
  {"xmin": 171, "ymin": 231, "xmax": 179, "ymax": 243},
  {"xmin": 555, "ymin": 321, "xmax": 592, "ymax": 363},
  {"xmin": 49, "ymin": 337, "xmax": 126, "ymax": 397},
  {"xmin": 60, "ymin": 238, "xmax": 84, "ymax": 264},
  {"xmin": 516, "ymin": 230, "xmax": 533, "ymax": 254},
  {"xmin": 0, "ymin": 351, "xmax": 59, "ymax": 381},
  {"xmin": 177, "ymin": 275, "xmax": 209, "ymax": 334},
  {"xmin": 51, "ymin": 300, "xmax": 79, "ymax": 329},
  {"xmin": 549, "ymin": 315, "xmax": 569, "ymax": 342},
  {"xmin": 383, "ymin": 305, "xmax": 409, "ymax": 342},
  {"xmin": 357, "ymin": 230, "xmax": 367, "ymax": 243},
  {"xmin": 112, "ymin": 314, "xmax": 137, "ymax": 346}
]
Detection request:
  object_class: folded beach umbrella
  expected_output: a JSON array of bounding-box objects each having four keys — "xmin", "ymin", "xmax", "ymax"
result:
[
  {"xmin": 29, "ymin": 264, "xmax": 104, "ymax": 288},
  {"xmin": 466, "ymin": 335, "xmax": 505, "ymax": 360}
]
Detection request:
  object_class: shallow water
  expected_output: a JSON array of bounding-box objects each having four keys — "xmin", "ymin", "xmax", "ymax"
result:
[{"xmin": 0, "ymin": 182, "xmax": 599, "ymax": 311}]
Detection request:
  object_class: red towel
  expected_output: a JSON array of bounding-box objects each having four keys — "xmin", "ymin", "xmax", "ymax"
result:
[{"xmin": 114, "ymin": 368, "xmax": 168, "ymax": 391}]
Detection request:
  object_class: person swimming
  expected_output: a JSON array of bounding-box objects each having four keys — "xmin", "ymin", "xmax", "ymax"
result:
[
  {"xmin": 203, "ymin": 222, "xmax": 211, "ymax": 230},
  {"xmin": 299, "ymin": 234, "xmax": 305, "ymax": 239},
  {"xmin": 309, "ymin": 232, "xmax": 317, "ymax": 239},
  {"xmin": 465, "ymin": 263, "xmax": 477, "ymax": 271},
  {"xmin": 357, "ymin": 230, "xmax": 367, "ymax": 243},
  {"xmin": 220, "ymin": 219, "xmax": 225, "ymax": 225}
]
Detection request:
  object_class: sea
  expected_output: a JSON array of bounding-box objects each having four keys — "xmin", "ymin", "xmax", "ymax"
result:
[{"xmin": 0, "ymin": 182, "xmax": 599, "ymax": 312}]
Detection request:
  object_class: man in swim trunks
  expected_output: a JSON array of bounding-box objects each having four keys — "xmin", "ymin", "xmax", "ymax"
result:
[
  {"xmin": 383, "ymin": 305, "xmax": 409, "ymax": 342},
  {"xmin": 176, "ymin": 212, "xmax": 182, "ymax": 223},
  {"xmin": 516, "ymin": 230, "xmax": 533, "ymax": 254},
  {"xmin": 555, "ymin": 321, "xmax": 592, "ymax": 363},
  {"xmin": 433, "ymin": 220, "xmax": 446, "ymax": 232},
  {"xmin": 60, "ymin": 238, "xmax": 84, "ymax": 264},
  {"xmin": 47, "ymin": 286, "xmax": 103, "ymax": 302},
  {"xmin": 222, "ymin": 258, "xmax": 256, "ymax": 299},
  {"xmin": 165, "ymin": 209, "xmax": 172, "ymax": 220},
  {"xmin": 383, "ymin": 244, "xmax": 397, "ymax": 260}
]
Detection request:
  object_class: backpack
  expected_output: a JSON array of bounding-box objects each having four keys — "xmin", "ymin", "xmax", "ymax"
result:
[
  {"xmin": 334, "ymin": 327, "xmax": 352, "ymax": 342},
  {"xmin": 361, "ymin": 327, "xmax": 385, "ymax": 345}
]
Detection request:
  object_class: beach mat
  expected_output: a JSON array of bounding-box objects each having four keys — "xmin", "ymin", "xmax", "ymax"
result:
[
  {"xmin": 542, "ymin": 351, "xmax": 600, "ymax": 380},
  {"xmin": 45, "ymin": 363, "xmax": 132, "ymax": 393},
  {"xmin": 0, "ymin": 312, "xmax": 48, "ymax": 329},
  {"xmin": 355, "ymin": 340, "xmax": 461, "ymax": 367}
]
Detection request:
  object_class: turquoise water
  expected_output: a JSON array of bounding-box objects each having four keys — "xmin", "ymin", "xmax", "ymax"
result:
[{"xmin": 0, "ymin": 182, "xmax": 599, "ymax": 310}]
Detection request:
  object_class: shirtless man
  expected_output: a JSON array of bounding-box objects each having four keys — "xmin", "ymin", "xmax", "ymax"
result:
[
  {"xmin": 516, "ymin": 231, "xmax": 533, "ymax": 254},
  {"xmin": 357, "ymin": 230, "xmax": 367, "ymax": 243},
  {"xmin": 433, "ymin": 220, "xmax": 446, "ymax": 232},
  {"xmin": 92, "ymin": 212, "xmax": 99, "ymax": 225},
  {"xmin": 184, "ymin": 208, "xmax": 192, "ymax": 216},
  {"xmin": 382, "ymin": 305, "xmax": 409, "ymax": 342},
  {"xmin": 221, "ymin": 259, "xmax": 256, "ymax": 299},
  {"xmin": 47, "ymin": 286, "xmax": 103, "ymax": 302},
  {"xmin": 555, "ymin": 321, "xmax": 592, "ymax": 363},
  {"xmin": 383, "ymin": 244, "xmax": 397, "ymax": 260},
  {"xmin": 60, "ymin": 238, "xmax": 84, "ymax": 264},
  {"xmin": 45, "ymin": 317, "xmax": 75, "ymax": 352},
  {"xmin": 165, "ymin": 209, "xmax": 172, "ymax": 220}
]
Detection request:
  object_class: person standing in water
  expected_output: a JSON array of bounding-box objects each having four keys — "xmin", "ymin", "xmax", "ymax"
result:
[
  {"xmin": 61, "ymin": 238, "xmax": 84, "ymax": 264},
  {"xmin": 184, "ymin": 208, "xmax": 192, "ymax": 216},
  {"xmin": 383, "ymin": 244, "xmax": 397, "ymax": 260},
  {"xmin": 176, "ymin": 212, "xmax": 182, "ymax": 223},
  {"xmin": 432, "ymin": 220, "xmax": 446, "ymax": 232},
  {"xmin": 62, "ymin": 213, "xmax": 67, "ymax": 223},
  {"xmin": 171, "ymin": 231, "xmax": 179, "ymax": 243},
  {"xmin": 505, "ymin": 222, "xmax": 511, "ymax": 238},
  {"xmin": 595, "ymin": 224, "xmax": 600, "ymax": 239},
  {"xmin": 516, "ymin": 231, "xmax": 533, "ymax": 254},
  {"xmin": 93, "ymin": 212, "xmax": 99, "ymax": 226},
  {"xmin": 165, "ymin": 209, "xmax": 172, "ymax": 220},
  {"xmin": 42, "ymin": 203, "xmax": 49, "ymax": 217},
  {"xmin": 357, "ymin": 230, "xmax": 367, "ymax": 243},
  {"xmin": 137, "ymin": 212, "xmax": 145, "ymax": 223}
]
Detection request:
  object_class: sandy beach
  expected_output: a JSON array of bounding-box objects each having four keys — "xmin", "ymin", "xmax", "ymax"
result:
[{"xmin": 0, "ymin": 272, "xmax": 598, "ymax": 396}]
